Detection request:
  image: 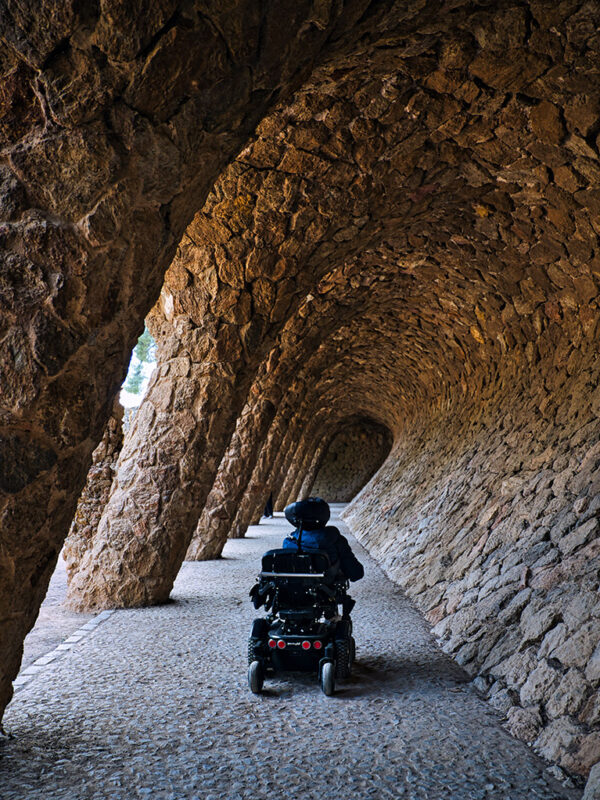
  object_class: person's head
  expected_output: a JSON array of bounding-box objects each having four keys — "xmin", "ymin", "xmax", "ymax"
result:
[{"xmin": 284, "ymin": 497, "xmax": 330, "ymax": 530}]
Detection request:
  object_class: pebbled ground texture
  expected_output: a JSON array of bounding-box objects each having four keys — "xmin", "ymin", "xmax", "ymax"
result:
[{"xmin": 1, "ymin": 508, "xmax": 581, "ymax": 800}]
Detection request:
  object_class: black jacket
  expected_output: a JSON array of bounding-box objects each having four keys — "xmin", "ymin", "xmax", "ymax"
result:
[{"xmin": 282, "ymin": 525, "xmax": 364, "ymax": 582}]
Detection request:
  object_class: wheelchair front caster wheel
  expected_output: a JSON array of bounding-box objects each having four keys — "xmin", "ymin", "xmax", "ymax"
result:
[
  {"xmin": 320, "ymin": 661, "xmax": 335, "ymax": 696},
  {"xmin": 248, "ymin": 660, "xmax": 264, "ymax": 694}
]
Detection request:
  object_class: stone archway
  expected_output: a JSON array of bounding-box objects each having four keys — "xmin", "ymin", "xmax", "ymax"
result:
[
  {"xmin": 310, "ymin": 418, "xmax": 393, "ymax": 502},
  {"xmin": 0, "ymin": 0, "xmax": 384, "ymax": 721},
  {"xmin": 2, "ymin": 2, "xmax": 600, "ymax": 787}
]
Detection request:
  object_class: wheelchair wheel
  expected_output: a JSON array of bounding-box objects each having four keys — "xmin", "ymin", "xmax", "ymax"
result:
[
  {"xmin": 335, "ymin": 639, "xmax": 351, "ymax": 679},
  {"xmin": 248, "ymin": 637, "xmax": 263, "ymax": 665},
  {"xmin": 321, "ymin": 661, "xmax": 335, "ymax": 696},
  {"xmin": 248, "ymin": 660, "xmax": 264, "ymax": 694}
]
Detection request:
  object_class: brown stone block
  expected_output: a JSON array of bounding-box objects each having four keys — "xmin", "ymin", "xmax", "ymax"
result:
[
  {"xmin": 0, "ymin": 2, "xmax": 76, "ymax": 67},
  {"xmin": 565, "ymin": 97, "xmax": 600, "ymax": 138},
  {"xmin": 530, "ymin": 101, "xmax": 565, "ymax": 145},
  {"xmin": 527, "ymin": 140, "xmax": 570, "ymax": 169},
  {"xmin": 0, "ymin": 62, "xmax": 44, "ymax": 148},
  {"xmin": 534, "ymin": 717, "xmax": 583, "ymax": 770},
  {"xmin": 93, "ymin": 0, "xmax": 180, "ymax": 62},
  {"xmin": 546, "ymin": 668, "xmax": 588, "ymax": 719},
  {"xmin": 506, "ymin": 706, "xmax": 543, "ymax": 743},
  {"xmin": 574, "ymin": 157, "xmax": 600, "ymax": 186},
  {"xmin": 580, "ymin": 693, "xmax": 600, "ymax": 726},
  {"xmin": 573, "ymin": 274, "xmax": 599, "ymax": 303},
  {"xmin": 563, "ymin": 731, "xmax": 600, "ymax": 776},
  {"xmin": 580, "ymin": 306, "xmax": 598, "ymax": 338},
  {"xmin": 9, "ymin": 124, "xmax": 121, "ymax": 220},
  {"xmin": 469, "ymin": 50, "xmax": 549, "ymax": 92},
  {"xmin": 125, "ymin": 22, "xmax": 231, "ymax": 123}
]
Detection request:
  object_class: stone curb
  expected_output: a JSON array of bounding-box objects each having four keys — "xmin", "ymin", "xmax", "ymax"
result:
[{"xmin": 12, "ymin": 610, "xmax": 116, "ymax": 693}]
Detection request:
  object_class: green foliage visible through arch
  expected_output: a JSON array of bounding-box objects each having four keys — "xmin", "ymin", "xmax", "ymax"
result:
[{"xmin": 123, "ymin": 326, "xmax": 157, "ymax": 395}]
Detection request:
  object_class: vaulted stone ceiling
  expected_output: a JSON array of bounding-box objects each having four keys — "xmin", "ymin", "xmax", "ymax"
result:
[{"xmin": 1, "ymin": 0, "xmax": 600, "ymax": 784}]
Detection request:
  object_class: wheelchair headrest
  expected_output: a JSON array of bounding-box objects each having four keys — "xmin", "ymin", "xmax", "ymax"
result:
[{"xmin": 284, "ymin": 497, "xmax": 330, "ymax": 531}]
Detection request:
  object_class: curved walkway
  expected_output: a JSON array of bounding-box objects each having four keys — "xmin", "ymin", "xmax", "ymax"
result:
[{"xmin": 1, "ymin": 509, "xmax": 580, "ymax": 800}]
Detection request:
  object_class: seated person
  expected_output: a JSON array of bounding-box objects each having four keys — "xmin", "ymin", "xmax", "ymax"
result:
[{"xmin": 282, "ymin": 497, "xmax": 364, "ymax": 582}]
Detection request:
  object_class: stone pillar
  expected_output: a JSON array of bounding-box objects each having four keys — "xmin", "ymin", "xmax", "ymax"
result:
[
  {"xmin": 297, "ymin": 431, "xmax": 334, "ymax": 499},
  {"xmin": 63, "ymin": 402, "xmax": 124, "ymax": 583},
  {"xmin": 185, "ymin": 395, "xmax": 276, "ymax": 560},
  {"xmin": 65, "ymin": 313, "xmax": 260, "ymax": 609},
  {"xmin": 277, "ymin": 409, "xmax": 331, "ymax": 507},
  {"xmin": 272, "ymin": 414, "xmax": 311, "ymax": 510},
  {"xmin": 188, "ymin": 338, "xmax": 333, "ymax": 547},
  {"xmin": 284, "ymin": 419, "xmax": 331, "ymax": 505},
  {"xmin": 229, "ymin": 402, "xmax": 297, "ymax": 537}
]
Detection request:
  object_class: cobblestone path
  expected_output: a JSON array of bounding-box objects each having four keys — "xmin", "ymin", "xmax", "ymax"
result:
[
  {"xmin": 19, "ymin": 553, "xmax": 94, "ymax": 671},
  {"xmin": 1, "ymin": 509, "xmax": 581, "ymax": 800}
]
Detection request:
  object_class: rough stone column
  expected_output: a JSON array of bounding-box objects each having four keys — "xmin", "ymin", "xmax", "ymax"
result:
[
  {"xmin": 229, "ymin": 400, "xmax": 298, "ymax": 537},
  {"xmin": 285, "ymin": 418, "xmax": 332, "ymax": 505},
  {"xmin": 65, "ymin": 313, "xmax": 261, "ymax": 608},
  {"xmin": 185, "ymin": 395, "xmax": 276, "ymax": 560},
  {"xmin": 63, "ymin": 401, "xmax": 124, "ymax": 583},
  {"xmin": 272, "ymin": 414, "xmax": 311, "ymax": 509},
  {"xmin": 185, "ymin": 302, "xmax": 352, "ymax": 553},
  {"xmin": 297, "ymin": 431, "xmax": 334, "ymax": 500},
  {"xmin": 277, "ymin": 409, "xmax": 331, "ymax": 507}
]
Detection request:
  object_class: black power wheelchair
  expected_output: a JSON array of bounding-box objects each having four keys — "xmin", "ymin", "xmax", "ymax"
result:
[{"xmin": 247, "ymin": 502, "xmax": 356, "ymax": 696}]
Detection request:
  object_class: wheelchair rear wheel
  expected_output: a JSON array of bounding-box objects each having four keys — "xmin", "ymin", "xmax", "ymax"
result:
[{"xmin": 248, "ymin": 660, "xmax": 264, "ymax": 694}]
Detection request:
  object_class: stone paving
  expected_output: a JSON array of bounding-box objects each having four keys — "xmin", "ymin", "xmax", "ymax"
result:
[
  {"xmin": 1, "ymin": 508, "xmax": 582, "ymax": 800},
  {"xmin": 20, "ymin": 553, "xmax": 95, "ymax": 671}
]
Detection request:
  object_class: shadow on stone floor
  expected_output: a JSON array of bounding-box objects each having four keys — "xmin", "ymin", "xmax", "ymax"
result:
[{"xmin": 250, "ymin": 652, "xmax": 472, "ymax": 702}]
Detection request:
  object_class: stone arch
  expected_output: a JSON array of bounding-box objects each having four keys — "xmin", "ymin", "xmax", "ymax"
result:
[
  {"xmin": 309, "ymin": 418, "xmax": 393, "ymax": 502},
  {"xmin": 0, "ymin": 0, "xmax": 392, "ymax": 719},
  {"xmin": 2, "ymin": 2, "xmax": 600, "ymax": 782}
]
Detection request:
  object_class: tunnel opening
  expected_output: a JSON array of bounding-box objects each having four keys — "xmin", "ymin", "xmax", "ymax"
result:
[{"xmin": 309, "ymin": 417, "xmax": 393, "ymax": 503}]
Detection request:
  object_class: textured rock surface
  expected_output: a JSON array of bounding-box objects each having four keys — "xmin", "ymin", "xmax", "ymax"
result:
[
  {"xmin": 344, "ymin": 340, "xmax": 600, "ymax": 778},
  {"xmin": 63, "ymin": 403, "xmax": 124, "ymax": 583},
  {"xmin": 584, "ymin": 763, "xmax": 600, "ymax": 800},
  {"xmin": 0, "ymin": 0, "xmax": 379, "ymax": 716},
  {"xmin": 311, "ymin": 419, "xmax": 392, "ymax": 502},
  {"xmin": 67, "ymin": 1, "xmax": 600, "ymax": 625}
]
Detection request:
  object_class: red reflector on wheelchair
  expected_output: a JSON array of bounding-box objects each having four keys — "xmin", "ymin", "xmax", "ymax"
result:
[
  {"xmin": 313, "ymin": 640, "xmax": 322, "ymax": 650},
  {"xmin": 268, "ymin": 639, "xmax": 276, "ymax": 649},
  {"xmin": 301, "ymin": 641, "xmax": 311, "ymax": 650},
  {"xmin": 277, "ymin": 640, "xmax": 286, "ymax": 649}
]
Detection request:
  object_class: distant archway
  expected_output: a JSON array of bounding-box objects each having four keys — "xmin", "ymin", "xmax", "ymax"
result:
[{"xmin": 310, "ymin": 419, "xmax": 392, "ymax": 502}]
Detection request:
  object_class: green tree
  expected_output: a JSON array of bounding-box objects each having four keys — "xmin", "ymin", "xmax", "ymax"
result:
[
  {"xmin": 123, "ymin": 326, "xmax": 156, "ymax": 395},
  {"xmin": 134, "ymin": 327, "xmax": 156, "ymax": 363}
]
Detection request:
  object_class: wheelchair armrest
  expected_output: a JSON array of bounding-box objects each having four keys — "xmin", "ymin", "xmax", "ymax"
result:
[{"xmin": 249, "ymin": 580, "xmax": 275, "ymax": 609}]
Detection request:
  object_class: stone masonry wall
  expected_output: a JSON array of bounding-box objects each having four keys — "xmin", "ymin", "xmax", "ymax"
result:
[
  {"xmin": 311, "ymin": 420, "xmax": 392, "ymax": 502},
  {"xmin": 343, "ymin": 337, "xmax": 600, "ymax": 782}
]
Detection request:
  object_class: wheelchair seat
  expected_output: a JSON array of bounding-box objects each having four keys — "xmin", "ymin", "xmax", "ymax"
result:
[{"xmin": 251, "ymin": 548, "xmax": 348, "ymax": 615}]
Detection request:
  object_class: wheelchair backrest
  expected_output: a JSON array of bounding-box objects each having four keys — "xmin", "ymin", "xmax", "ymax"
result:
[{"xmin": 260, "ymin": 548, "xmax": 331, "ymax": 578}]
